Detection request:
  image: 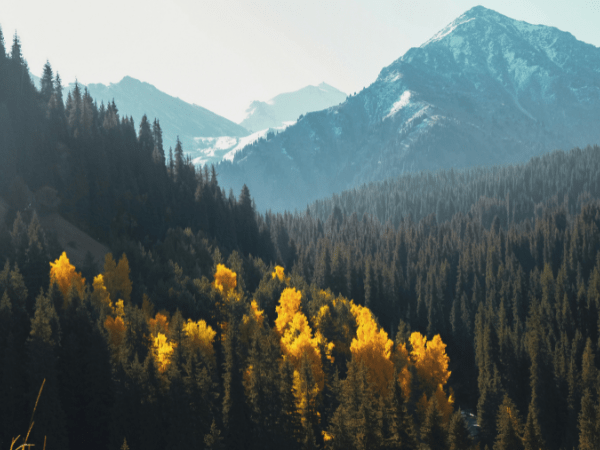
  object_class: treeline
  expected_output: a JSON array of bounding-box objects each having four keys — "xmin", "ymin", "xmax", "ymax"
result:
[
  {"xmin": 0, "ymin": 28, "xmax": 267, "ymax": 258},
  {"xmin": 306, "ymin": 145, "xmax": 600, "ymax": 229}
]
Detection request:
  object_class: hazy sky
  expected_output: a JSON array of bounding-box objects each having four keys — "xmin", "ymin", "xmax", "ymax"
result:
[{"xmin": 2, "ymin": 0, "xmax": 599, "ymax": 123}]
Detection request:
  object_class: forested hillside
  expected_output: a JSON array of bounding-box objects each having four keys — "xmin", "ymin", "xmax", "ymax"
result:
[
  {"xmin": 5, "ymin": 23, "xmax": 600, "ymax": 450},
  {"xmin": 307, "ymin": 145, "xmax": 600, "ymax": 228}
]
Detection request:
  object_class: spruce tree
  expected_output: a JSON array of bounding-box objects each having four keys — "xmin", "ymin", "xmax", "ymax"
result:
[
  {"xmin": 578, "ymin": 388, "xmax": 598, "ymax": 450},
  {"xmin": 493, "ymin": 395, "xmax": 523, "ymax": 450},
  {"xmin": 26, "ymin": 291, "xmax": 69, "ymax": 448},
  {"xmin": 446, "ymin": 411, "xmax": 473, "ymax": 450},
  {"xmin": 420, "ymin": 396, "xmax": 449, "ymax": 450},
  {"xmin": 40, "ymin": 61, "xmax": 54, "ymax": 103}
]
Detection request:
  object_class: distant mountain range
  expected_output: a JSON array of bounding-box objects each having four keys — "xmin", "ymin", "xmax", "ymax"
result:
[
  {"xmin": 31, "ymin": 75, "xmax": 348, "ymax": 167},
  {"xmin": 239, "ymin": 83, "xmax": 346, "ymax": 132},
  {"xmin": 216, "ymin": 6, "xmax": 600, "ymax": 212},
  {"xmin": 31, "ymin": 75, "xmax": 250, "ymax": 154}
]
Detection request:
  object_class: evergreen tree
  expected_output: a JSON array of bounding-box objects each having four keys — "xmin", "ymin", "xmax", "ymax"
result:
[
  {"xmin": 26, "ymin": 291, "xmax": 69, "ymax": 448},
  {"xmin": 447, "ymin": 409, "xmax": 473, "ymax": 450},
  {"xmin": 420, "ymin": 396, "xmax": 449, "ymax": 450},
  {"xmin": 152, "ymin": 119, "xmax": 165, "ymax": 166},
  {"xmin": 40, "ymin": 60, "xmax": 54, "ymax": 103},
  {"xmin": 578, "ymin": 388, "xmax": 598, "ymax": 450},
  {"xmin": 493, "ymin": 395, "xmax": 523, "ymax": 450}
]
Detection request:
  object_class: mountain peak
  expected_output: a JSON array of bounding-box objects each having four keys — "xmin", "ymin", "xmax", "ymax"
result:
[{"xmin": 461, "ymin": 5, "xmax": 499, "ymax": 19}]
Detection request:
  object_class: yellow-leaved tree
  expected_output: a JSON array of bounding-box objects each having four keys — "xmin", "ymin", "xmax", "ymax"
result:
[
  {"xmin": 349, "ymin": 303, "xmax": 395, "ymax": 397},
  {"xmin": 240, "ymin": 300, "xmax": 265, "ymax": 345},
  {"xmin": 401, "ymin": 331, "xmax": 453, "ymax": 423},
  {"xmin": 91, "ymin": 274, "xmax": 111, "ymax": 312},
  {"xmin": 275, "ymin": 287, "xmax": 325, "ymax": 433},
  {"xmin": 104, "ymin": 300, "xmax": 127, "ymax": 362},
  {"xmin": 275, "ymin": 287, "xmax": 302, "ymax": 335},
  {"xmin": 103, "ymin": 253, "xmax": 132, "ymax": 303},
  {"xmin": 49, "ymin": 252, "xmax": 86, "ymax": 302},
  {"xmin": 184, "ymin": 318, "xmax": 217, "ymax": 362},
  {"xmin": 153, "ymin": 332, "xmax": 174, "ymax": 373},
  {"xmin": 272, "ymin": 265, "xmax": 287, "ymax": 282},
  {"xmin": 214, "ymin": 263, "xmax": 237, "ymax": 296},
  {"xmin": 148, "ymin": 312, "xmax": 170, "ymax": 337}
]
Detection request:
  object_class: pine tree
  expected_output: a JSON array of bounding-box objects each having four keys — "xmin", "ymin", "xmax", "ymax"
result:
[
  {"xmin": 578, "ymin": 388, "xmax": 598, "ymax": 450},
  {"xmin": 222, "ymin": 315, "xmax": 249, "ymax": 449},
  {"xmin": 420, "ymin": 396, "xmax": 449, "ymax": 450},
  {"xmin": 152, "ymin": 119, "xmax": 165, "ymax": 166},
  {"xmin": 447, "ymin": 410, "xmax": 473, "ymax": 450},
  {"xmin": 493, "ymin": 395, "xmax": 523, "ymax": 450},
  {"xmin": 174, "ymin": 136, "xmax": 185, "ymax": 182},
  {"xmin": 40, "ymin": 60, "xmax": 54, "ymax": 103},
  {"xmin": 26, "ymin": 291, "xmax": 69, "ymax": 448},
  {"xmin": 11, "ymin": 32, "xmax": 22, "ymax": 64}
]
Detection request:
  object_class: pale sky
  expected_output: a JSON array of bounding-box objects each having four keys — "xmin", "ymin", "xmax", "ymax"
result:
[{"xmin": 2, "ymin": 0, "xmax": 599, "ymax": 123}]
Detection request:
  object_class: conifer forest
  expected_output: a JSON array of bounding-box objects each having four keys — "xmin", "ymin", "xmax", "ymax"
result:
[{"xmin": 3, "ymin": 24, "xmax": 600, "ymax": 450}]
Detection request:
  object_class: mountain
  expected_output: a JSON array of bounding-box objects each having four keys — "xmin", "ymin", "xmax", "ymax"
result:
[
  {"xmin": 239, "ymin": 82, "xmax": 346, "ymax": 132},
  {"xmin": 191, "ymin": 125, "xmax": 290, "ymax": 166},
  {"xmin": 216, "ymin": 6, "xmax": 600, "ymax": 212},
  {"xmin": 31, "ymin": 75, "xmax": 250, "ymax": 154}
]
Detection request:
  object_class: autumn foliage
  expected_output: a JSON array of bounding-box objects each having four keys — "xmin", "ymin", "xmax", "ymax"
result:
[
  {"xmin": 184, "ymin": 318, "xmax": 217, "ymax": 360},
  {"xmin": 49, "ymin": 252, "xmax": 86, "ymax": 300},
  {"xmin": 214, "ymin": 263, "xmax": 237, "ymax": 295},
  {"xmin": 349, "ymin": 302, "xmax": 395, "ymax": 396}
]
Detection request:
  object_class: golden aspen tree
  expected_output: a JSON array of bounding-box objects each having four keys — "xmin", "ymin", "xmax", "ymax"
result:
[
  {"xmin": 407, "ymin": 331, "xmax": 454, "ymax": 423},
  {"xmin": 103, "ymin": 253, "xmax": 133, "ymax": 303},
  {"xmin": 105, "ymin": 315, "xmax": 126, "ymax": 349},
  {"xmin": 240, "ymin": 300, "xmax": 265, "ymax": 345},
  {"xmin": 275, "ymin": 286, "xmax": 326, "ymax": 437},
  {"xmin": 280, "ymin": 312, "xmax": 324, "ymax": 390},
  {"xmin": 49, "ymin": 251, "xmax": 86, "ymax": 300},
  {"xmin": 349, "ymin": 303, "xmax": 394, "ymax": 396},
  {"xmin": 153, "ymin": 332, "xmax": 174, "ymax": 372},
  {"xmin": 184, "ymin": 318, "xmax": 217, "ymax": 360},
  {"xmin": 214, "ymin": 263, "xmax": 237, "ymax": 296},
  {"xmin": 275, "ymin": 287, "xmax": 302, "ymax": 335},
  {"xmin": 272, "ymin": 265, "xmax": 286, "ymax": 282},
  {"xmin": 91, "ymin": 274, "xmax": 111, "ymax": 312},
  {"xmin": 148, "ymin": 312, "xmax": 169, "ymax": 337}
]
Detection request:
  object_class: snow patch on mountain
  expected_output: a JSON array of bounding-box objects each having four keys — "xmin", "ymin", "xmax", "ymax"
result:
[
  {"xmin": 385, "ymin": 91, "xmax": 412, "ymax": 119},
  {"xmin": 192, "ymin": 123, "xmax": 293, "ymax": 166},
  {"xmin": 423, "ymin": 17, "xmax": 475, "ymax": 46}
]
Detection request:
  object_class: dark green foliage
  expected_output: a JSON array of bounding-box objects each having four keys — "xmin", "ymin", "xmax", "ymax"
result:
[
  {"xmin": 420, "ymin": 397, "xmax": 448, "ymax": 450},
  {"xmin": 493, "ymin": 395, "xmax": 523, "ymax": 450}
]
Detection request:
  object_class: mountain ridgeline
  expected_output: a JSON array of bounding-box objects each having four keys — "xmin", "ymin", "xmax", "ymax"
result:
[
  {"xmin": 239, "ymin": 82, "xmax": 347, "ymax": 132},
  {"xmin": 216, "ymin": 6, "xmax": 600, "ymax": 212}
]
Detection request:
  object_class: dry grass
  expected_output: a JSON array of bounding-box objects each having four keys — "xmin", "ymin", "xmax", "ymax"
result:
[
  {"xmin": 40, "ymin": 213, "xmax": 109, "ymax": 269},
  {"xmin": 10, "ymin": 379, "xmax": 46, "ymax": 450}
]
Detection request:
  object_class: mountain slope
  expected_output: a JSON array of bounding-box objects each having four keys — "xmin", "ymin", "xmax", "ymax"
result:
[
  {"xmin": 86, "ymin": 76, "xmax": 250, "ymax": 154},
  {"xmin": 216, "ymin": 6, "xmax": 600, "ymax": 212},
  {"xmin": 240, "ymin": 82, "xmax": 346, "ymax": 132}
]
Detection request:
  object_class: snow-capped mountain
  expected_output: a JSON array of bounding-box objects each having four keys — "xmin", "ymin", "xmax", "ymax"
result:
[
  {"xmin": 31, "ymin": 75, "xmax": 249, "ymax": 155},
  {"xmin": 239, "ymin": 83, "xmax": 346, "ymax": 132},
  {"xmin": 216, "ymin": 6, "xmax": 600, "ymax": 212}
]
